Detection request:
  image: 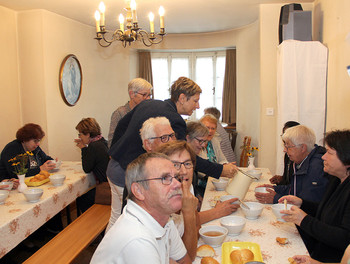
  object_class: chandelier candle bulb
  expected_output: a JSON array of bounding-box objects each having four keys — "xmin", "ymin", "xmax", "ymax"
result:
[
  {"xmin": 95, "ymin": 11, "xmax": 101, "ymax": 32},
  {"xmin": 149, "ymin": 12, "xmax": 155, "ymax": 33},
  {"xmin": 159, "ymin": 6, "xmax": 165, "ymax": 28},
  {"xmin": 119, "ymin": 14, "xmax": 124, "ymax": 32},
  {"xmin": 131, "ymin": 0, "xmax": 137, "ymax": 23},
  {"xmin": 98, "ymin": 2, "xmax": 105, "ymax": 26}
]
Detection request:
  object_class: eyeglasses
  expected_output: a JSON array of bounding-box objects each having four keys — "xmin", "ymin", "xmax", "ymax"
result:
[
  {"xmin": 149, "ymin": 133, "xmax": 176, "ymax": 143},
  {"xmin": 194, "ymin": 137, "xmax": 208, "ymax": 146},
  {"xmin": 284, "ymin": 143, "xmax": 302, "ymax": 150},
  {"xmin": 172, "ymin": 161, "xmax": 194, "ymax": 170},
  {"xmin": 135, "ymin": 174, "xmax": 183, "ymax": 185},
  {"xmin": 136, "ymin": 92, "xmax": 152, "ymax": 99}
]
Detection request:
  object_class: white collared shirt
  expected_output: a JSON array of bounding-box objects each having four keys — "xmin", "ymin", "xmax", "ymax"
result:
[{"xmin": 91, "ymin": 200, "xmax": 187, "ymax": 264}]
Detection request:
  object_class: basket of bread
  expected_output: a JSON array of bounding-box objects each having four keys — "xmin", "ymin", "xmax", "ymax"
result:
[{"xmin": 25, "ymin": 170, "xmax": 50, "ymax": 187}]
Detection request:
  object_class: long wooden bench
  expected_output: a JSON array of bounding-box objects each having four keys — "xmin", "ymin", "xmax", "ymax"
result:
[{"xmin": 24, "ymin": 204, "xmax": 110, "ymax": 264}]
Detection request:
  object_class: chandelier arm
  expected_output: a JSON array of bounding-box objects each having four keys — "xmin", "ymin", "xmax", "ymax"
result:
[{"xmin": 138, "ymin": 30, "xmax": 164, "ymax": 46}]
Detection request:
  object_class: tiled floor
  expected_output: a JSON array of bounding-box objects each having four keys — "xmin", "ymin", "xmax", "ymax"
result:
[{"xmin": 0, "ymin": 202, "xmax": 101, "ymax": 264}]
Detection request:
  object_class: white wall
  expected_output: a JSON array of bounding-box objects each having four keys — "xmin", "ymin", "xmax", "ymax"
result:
[
  {"xmin": 1, "ymin": 9, "xmax": 132, "ymax": 161},
  {"xmin": 0, "ymin": 6, "xmax": 21, "ymax": 146},
  {"xmin": 313, "ymin": 0, "xmax": 350, "ymax": 130}
]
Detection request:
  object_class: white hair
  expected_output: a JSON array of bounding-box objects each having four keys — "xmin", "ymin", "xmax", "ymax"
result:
[
  {"xmin": 128, "ymin": 78, "xmax": 152, "ymax": 93},
  {"xmin": 140, "ymin": 117, "xmax": 171, "ymax": 143},
  {"xmin": 282, "ymin": 125, "xmax": 316, "ymax": 152}
]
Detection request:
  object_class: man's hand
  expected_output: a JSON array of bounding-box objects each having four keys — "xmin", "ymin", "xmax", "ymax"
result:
[
  {"xmin": 270, "ymin": 175, "xmax": 283, "ymax": 184},
  {"xmin": 255, "ymin": 187, "xmax": 276, "ymax": 204}
]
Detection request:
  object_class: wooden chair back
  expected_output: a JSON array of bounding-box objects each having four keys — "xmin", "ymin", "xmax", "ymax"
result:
[{"xmin": 240, "ymin": 136, "xmax": 251, "ymax": 167}]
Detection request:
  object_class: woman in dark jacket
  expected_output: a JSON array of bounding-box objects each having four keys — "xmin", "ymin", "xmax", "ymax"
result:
[
  {"xmin": 0, "ymin": 123, "xmax": 55, "ymax": 182},
  {"xmin": 280, "ymin": 130, "xmax": 350, "ymax": 263},
  {"xmin": 75, "ymin": 117, "xmax": 109, "ymax": 213}
]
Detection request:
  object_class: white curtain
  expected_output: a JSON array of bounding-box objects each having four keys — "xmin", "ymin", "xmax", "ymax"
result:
[{"xmin": 276, "ymin": 40, "xmax": 328, "ymax": 174}]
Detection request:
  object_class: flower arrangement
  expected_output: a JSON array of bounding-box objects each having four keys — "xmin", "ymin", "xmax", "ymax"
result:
[
  {"xmin": 8, "ymin": 152, "xmax": 33, "ymax": 175},
  {"xmin": 241, "ymin": 145, "xmax": 259, "ymax": 157}
]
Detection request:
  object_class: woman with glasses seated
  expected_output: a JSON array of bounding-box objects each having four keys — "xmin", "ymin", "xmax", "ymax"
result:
[
  {"xmin": 198, "ymin": 114, "xmax": 229, "ymax": 195},
  {"xmin": 0, "ymin": 123, "xmax": 56, "ymax": 186},
  {"xmin": 157, "ymin": 141, "xmax": 240, "ymax": 261},
  {"xmin": 186, "ymin": 121, "xmax": 209, "ymax": 197}
]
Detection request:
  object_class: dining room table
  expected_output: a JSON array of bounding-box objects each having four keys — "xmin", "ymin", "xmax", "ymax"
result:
[
  {"xmin": 193, "ymin": 167, "xmax": 309, "ymax": 264},
  {"xmin": 0, "ymin": 161, "xmax": 96, "ymax": 258}
]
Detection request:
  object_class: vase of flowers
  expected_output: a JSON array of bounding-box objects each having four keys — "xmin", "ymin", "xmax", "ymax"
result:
[
  {"xmin": 244, "ymin": 146, "xmax": 259, "ymax": 170},
  {"xmin": 8, "ymin": 152, "xmax": 32, "ymax": 193}
]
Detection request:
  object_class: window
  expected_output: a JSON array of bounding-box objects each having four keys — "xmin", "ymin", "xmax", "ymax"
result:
[{"xmin": 151, "ymin": 51, "xmax": 226, "ymax": 120}]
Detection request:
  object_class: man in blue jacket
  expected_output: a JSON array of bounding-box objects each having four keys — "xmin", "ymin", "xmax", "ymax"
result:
[{"xmin": 255, "ymin": 125, "xmax": 329, "ymax": 204}]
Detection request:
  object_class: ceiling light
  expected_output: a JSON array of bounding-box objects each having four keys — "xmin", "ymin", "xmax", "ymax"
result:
[{"xmin": 94, "ymin": 1, "xmax": 166, "ymax": 48}]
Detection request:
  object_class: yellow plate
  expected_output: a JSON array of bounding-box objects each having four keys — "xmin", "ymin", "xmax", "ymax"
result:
[
  {"xmin": 25, "ymin": 176, "xmax": 50, "ymax": 187},
  {"xmin": 221, "ymin": 241, "xmax": 263, "ymax": 264}
]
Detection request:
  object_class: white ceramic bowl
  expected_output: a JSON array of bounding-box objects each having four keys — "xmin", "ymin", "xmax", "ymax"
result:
[
  {"xmin": 220, "ymin": 216, "xmax": 246, "ymax": 235},
  {"xmin": 271, "ymin": 203, "xmax": 293, "ymax": 222},
  {"xmin": 241, "ymin": 202, "xmax": 264, "ymax": 220},
  {"xmin": 0, "ymin": 190, "xmax": 9, "ymax": 204},
  {"xmin": 247, "ymin": 169, "xmax": 262, "ymax": 180},
  {"xmin": 254, "ymin": 187, "xmax": 269, "ymax": 193},
  {"xmin": 212, "ymin": 178, "xmax": 229, "ymax": 191},
  {"xmin": 220, "ymin": 195, "xmax": 240, "ymax": 204},
  {"xmin": 199, "ymin": 225, "xmax": 228, "ymax": 247},
  {"xmin": 23, "ymin": 188, "xmax": 43, "ymax": 203},
  {"xmin": 49, "ymin": 174, "xmax": 66, "ymax": 186},
  {"xmin": 0, "ymin": 181, "xmax": 14, "ymax": 190}
]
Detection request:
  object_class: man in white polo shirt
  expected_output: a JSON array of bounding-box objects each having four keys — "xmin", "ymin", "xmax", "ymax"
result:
[{"xmin": 91, "ymin": 152, "xmax": 191, "ymax": 264}]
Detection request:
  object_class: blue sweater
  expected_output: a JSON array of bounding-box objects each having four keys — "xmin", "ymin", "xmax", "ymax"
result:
[{"xmin": 0, "ymin": 140, "xmax": 53, "ymax": 180}]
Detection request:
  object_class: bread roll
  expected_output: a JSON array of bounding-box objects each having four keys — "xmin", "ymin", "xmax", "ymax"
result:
[
  {"xmin": 197, "ymin": 245, "xmax": 215, "ymax": 257},
  {"xmin": 39, "ymin": 170, "xmax": 50, "ymax": 177},
  {"xmin": 201, "ymin": 257, "xmax": 219, "ymax": 264},
  {"xmin": 230, "ymin": 249, "xmax": 254, "ymax": 264},
  {"xmin": 288, "ymin": 257, "xmax": 297, "ymax": 264}
]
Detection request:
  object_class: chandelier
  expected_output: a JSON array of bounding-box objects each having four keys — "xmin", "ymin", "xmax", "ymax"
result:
[{"xmin": 94, "ymin": 1, "xmax": 166, "ymax": 48}]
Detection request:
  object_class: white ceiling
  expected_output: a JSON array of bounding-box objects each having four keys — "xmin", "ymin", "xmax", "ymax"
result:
[{"xmin": 0, "ymin": 0, "xmax": 314, "ymax": 34}]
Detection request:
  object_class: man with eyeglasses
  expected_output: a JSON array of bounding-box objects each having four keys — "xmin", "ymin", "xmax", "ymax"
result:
[
  {"xmin": 255, "ymin": 125, "xmax": 329, "ymax": 204},
  {"xmin": 140, "ymin": 117, "xmax": 176, "ymax": 152},
  {"xmin": 91, "ymin": 152, "xmax": 191, "ymax": 264},
  {"xmin": 106, "ymin": 116, "xmax": 176, "ymax": 231},
  {"xmin": 108, "ymin": 78, "xmax": 152, "ymax": 147}
]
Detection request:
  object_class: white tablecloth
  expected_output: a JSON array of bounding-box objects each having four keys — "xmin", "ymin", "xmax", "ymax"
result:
[
  {"xmin": 193, "ymin": 168, "xmax": 309, "ymax": 264},
  {"xmin": 0, "ymin": 161, "xmax": 96, "ymax": 258}
]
